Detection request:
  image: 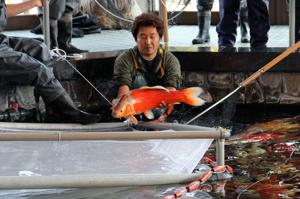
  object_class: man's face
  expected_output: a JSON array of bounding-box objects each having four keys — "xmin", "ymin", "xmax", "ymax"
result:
[{"xmin": 136, "ymin": 26, "xmax": 161, "ymax": 59}]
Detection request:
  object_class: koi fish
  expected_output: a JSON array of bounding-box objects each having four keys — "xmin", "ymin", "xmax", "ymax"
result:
[
  {"xmin": 240, "ymin": 131, "xmax": 281, "ymax": 142},
  {"xmin": 112, "ymin": 86, "xmax": 210, "ymax": 124}
]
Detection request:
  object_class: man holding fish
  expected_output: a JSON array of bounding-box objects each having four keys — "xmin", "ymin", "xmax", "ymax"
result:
[
  {"xmin": 114, "ymin": 13, "xmax": 182, "ymax": 98},
  {"xmin": 112, "ymin": 13, "xmax": 211, "ymax": 124}
]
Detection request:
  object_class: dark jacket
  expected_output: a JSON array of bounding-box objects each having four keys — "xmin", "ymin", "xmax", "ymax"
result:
[{"xmin": 113, "ymin": 46, "xmax": 182, "ymax": 89}]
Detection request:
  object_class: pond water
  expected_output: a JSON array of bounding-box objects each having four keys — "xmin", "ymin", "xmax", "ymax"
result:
[{"xmin": 1, "ymin": 105, "xmax": 300, "ymax": 199}]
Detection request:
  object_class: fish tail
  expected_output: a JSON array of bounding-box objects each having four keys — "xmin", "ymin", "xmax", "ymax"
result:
[{"xmin": 181, "ymin": 87, "xmax": 206, "ymax": 106}]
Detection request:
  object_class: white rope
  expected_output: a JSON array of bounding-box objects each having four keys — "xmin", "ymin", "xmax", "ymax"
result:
[
  {"xmin": 159, "ymin": 0, "xmax": 192, "ymax": 22},
  {"xmin": 90, "ymin": 0, "xmax": 191, "ymax": 24},
  {"xmin": 168, "ymin": 0, "xmax": 191, "ymax": 22},
  {"xmin": 236, "ymin": 171, "xmax": 273, "ymax": 199},
  {"xmin": 284, "ymin": 146, "xmax": 297, "ymax": 164},
  {"xmin": 92, "ymin": 0, "xmax": 134, "ymax": 23},
  {"xmin": 50, "ymin": 48, "xmax": 112, "ymax": 106},
  {"xmin": 279, "ymin": 173, "xmax": 300, "ymax": 185}
]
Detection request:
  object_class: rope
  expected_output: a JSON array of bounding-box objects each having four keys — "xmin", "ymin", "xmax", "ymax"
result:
[
  {"xmin": 92, "ymin": 0, "xmax": 134, "ymax": 23},
  {"xmin": 168, "ymin": 0, "xmax": 191, "ymax": 22},
  {"xmin": 163, "ymin": 157, "xmax": 233, "ymax": 199},
  {"xmin": 236, "ymin": 171, "xmax": 273, "ymax": 199},
  {"xmin": 91, "ymin": 0, "xmax": 191, "ymax": 24},
  {"xmin": 50, "ymin": 48, "xmax": 112, "ymax": 106}
]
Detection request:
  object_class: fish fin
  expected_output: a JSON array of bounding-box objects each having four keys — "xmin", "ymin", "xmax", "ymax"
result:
[
  {"xmin": 158, "ymin": 114, "xmax": 167, "ymax": 122},
  {"xmin": 128, "ymin": 115, "xmax": 138, "ymax": 125},
  {"xmin": 151, "ymin": 86, "xmax": 169, "ymax": 91},
  {"xmin": 166, "ymin": 104, "xmax": 174, "ymax": 116},
  {"xmin": 157, "ymin": 104, "xmax": 173, "ymax": 122},
  {"xmin": 139, "ymin": 86, "xmax": 169, "ymax": 92},
  {"xmin": 182, "ymin": 87, "xmax": 207, "ymax": 106},
  {"xmin": 144, "ymin": 110, "xmax": 154, "ymax": 119}
]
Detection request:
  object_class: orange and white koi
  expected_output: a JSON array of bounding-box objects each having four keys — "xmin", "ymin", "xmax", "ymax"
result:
[{"xmin": 112, "ymin": 86, "xmax": 210, "ymax": 124}]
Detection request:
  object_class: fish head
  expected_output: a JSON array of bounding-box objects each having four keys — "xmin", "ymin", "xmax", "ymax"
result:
[{"xmin": 112, "ymin": 95, "xmax": 133, "ymax": 118}]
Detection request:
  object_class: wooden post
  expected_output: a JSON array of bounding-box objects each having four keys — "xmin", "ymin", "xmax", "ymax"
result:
[{"xmin": 161, "ymin": 0, "xmax": 169, "ymax": 48}]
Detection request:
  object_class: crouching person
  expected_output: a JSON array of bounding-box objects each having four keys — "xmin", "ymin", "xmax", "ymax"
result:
[
  {"xmin": 0, "ymin": 0, "xmax": 100, "ymax": 124},
  {"xmin": 112, "ymin": 13, "xmax": 182, "ymax": 121}
]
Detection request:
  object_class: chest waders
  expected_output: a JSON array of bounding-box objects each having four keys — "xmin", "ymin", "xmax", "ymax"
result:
[
  {"xmin": 130, "ymin": 48, "xmax": 165, "ymax": 89},
  {"xmin": 0, "ymin": 2, "xmax": 99, "ymax": 124},
  {"xmin": 130, "ymin": 48, "xmax": 167, "ymax": 119}
]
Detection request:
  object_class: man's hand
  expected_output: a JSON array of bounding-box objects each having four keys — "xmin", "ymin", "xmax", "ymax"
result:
[
  {"xmin": 118, "ymin": 85, "xmax": 130, "ymax": 98},
  {"xmin": 112, "ymin": 85, "xmax": 130, "ymax": 109},
  {"xmin": 159, "ymin": 101, "xmax": 167, "ymax": 108},
  {"xmin": 166, "ymin": 87, "xmax": 176, "ymax": 91},
  {"xmin": 33, "ymin": 0, "xmax": 43, "ymax": 7},
  {"xmin": 158, "ymin": 87, "xmax": 175, "ymax": 108},
  {"xmin": 111, "ymin": 98, "xmax": 120, "ymax": 109}
]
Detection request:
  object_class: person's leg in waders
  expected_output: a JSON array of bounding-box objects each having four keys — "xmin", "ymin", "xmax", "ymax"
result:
[
  {"xmin": 132, "ymin": 73, "xmax": 165, "ymax": 120},
  {"xmin": 240, "ymin": 0, "xmax": 249, "ymax": 43},
  {"xmin": 192, "ymin": 0, "xmax": 214, "ymax": 44},
  {"xmin": 0, "ymin": 35, "xmax": 100, "ymax": 124},
  {"xmin": 57, "ymin": 0, "xmax": 89, "ymax": 54}
]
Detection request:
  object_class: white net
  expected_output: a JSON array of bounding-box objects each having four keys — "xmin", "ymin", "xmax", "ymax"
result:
[{"xmin": 0, "ymin": 138, "xmax": 213, "ymax": 176}]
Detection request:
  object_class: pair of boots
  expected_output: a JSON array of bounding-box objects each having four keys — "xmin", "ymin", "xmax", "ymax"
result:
[
  {"xmin": 46, "ymin": 92, "xmax": 100, "ymax": 124},
  {"xmin": 47, "ymin": 15, "xmax": 88, "ymax": 54},
  {"xmin": 192, "ymin": 9, "xmax": 249, "ymax": 44}
]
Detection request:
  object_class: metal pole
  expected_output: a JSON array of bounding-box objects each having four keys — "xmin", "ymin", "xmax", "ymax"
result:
[
  {"xmin": 43, "ymin": 0, "xmax": 50, "ymax": 48},
  {"xmin": 137, "ymin": 121, "xmax": 225, "ymax": 133},
  {"xmin": 0, "ymin": 173, "xmax": 204, "ymax": 189},
  {"xmin": 289, "ymin": 0, "xmax": 296, "ymax": 46},
  {"xmin": 216, "ymin": 138, "xmax": 225, "ymax": 166},
  {"xmin": 185, "ymin": 87, "xmax": 241, "ymax": 125},
  {"xmin": 0, "ymin": 130, "xmax": 225, "ymax": 141},
  {"xmin": 159, "ymin": 0, "xmax": 162, "ymax": 18},
  {"xmin": 149, "ymin": 0, "xmax": 155, "ymax": 12},
  {"xmin": 0, "ymin": 122, "xmax": 129, "ymax": 130}
]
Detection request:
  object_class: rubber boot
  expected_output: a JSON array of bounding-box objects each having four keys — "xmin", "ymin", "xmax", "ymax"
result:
[
  {"xmin": 192, "ymin": 11, "xmax": 211, "ymax": 44},
  {"xmin": 49, "ymin": 19, "xmax": 59, "ymax": 49},
  {"xmin": 58, "ymin": 13, "xmax": 89, "ymax": 54},
  {"xmin": 34, "ymin": 16, "xmax": 59, "ymax": 49},
  {"xmin": 46, "ymin": 92, "xmax": 100, "ymax": 124},
  {"xmin": 240, "ymin": 7, "xmax": 250, "ymax": 43},
  {"xmin": 30, "ymin": 15, "xmax": 43, "ymax": 34},
  {"xmin": 32, "ymin": 17, "xmax": 59, "ymax": 49}
]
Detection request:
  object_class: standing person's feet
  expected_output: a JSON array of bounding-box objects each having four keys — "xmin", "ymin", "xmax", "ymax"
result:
[
  {"xmin": 59, "ymin": 43, "xmax": 89, "ymax": 54},
  {"xmin": 240, "ymin": 6, "xmax": 249, "ymax": 43},
  {"xmin": 192, "ymin": 11, "xmax": 211, "ymax": 45},
  {"xmin": 241, "ymin": 33, "xmax": 250, "ymax": 43}
]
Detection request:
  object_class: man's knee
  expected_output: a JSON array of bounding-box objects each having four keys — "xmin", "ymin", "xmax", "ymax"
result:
[{"xmin": 29, "ymin": 39, "xmax": 52, "ymax": 63}]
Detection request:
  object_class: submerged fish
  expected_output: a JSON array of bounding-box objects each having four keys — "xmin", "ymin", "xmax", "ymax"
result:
[
  {"xmin": 240, "ymin": 131, "xmax": 281, "ymax": 142},
  {"xmin": 112, "ymin": 86, "xmax": 210, "ymax": 124}
]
